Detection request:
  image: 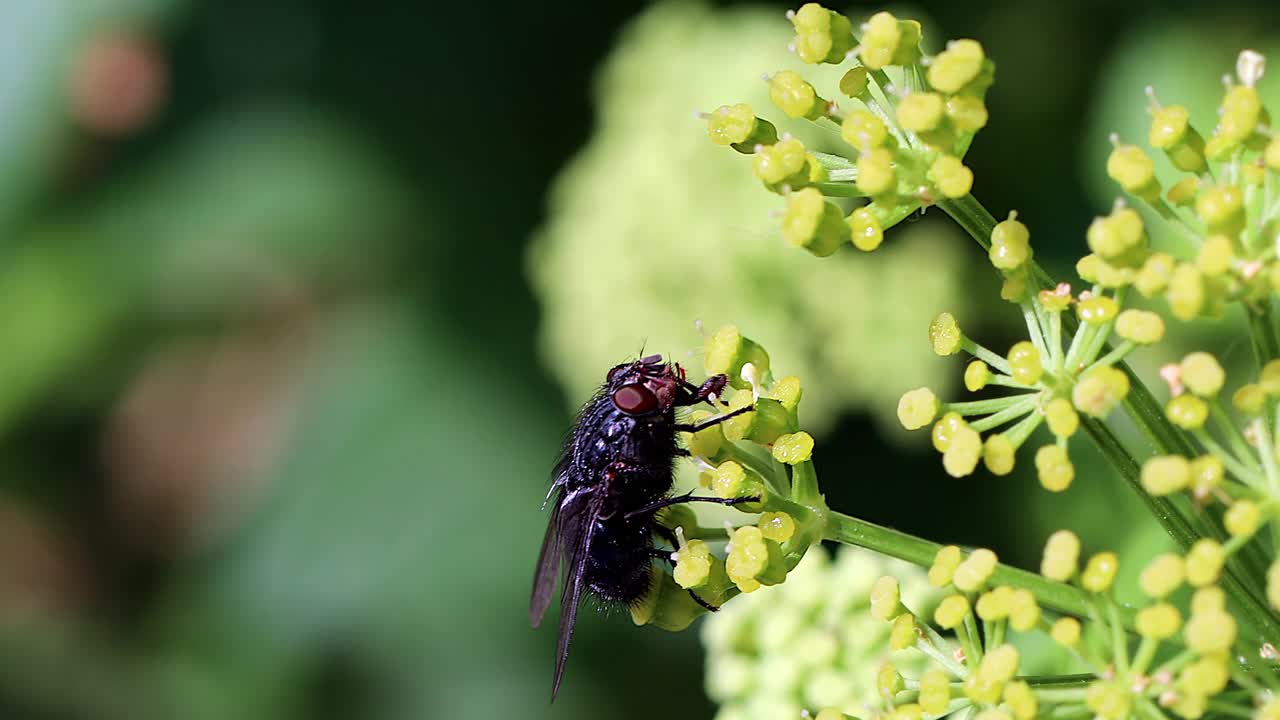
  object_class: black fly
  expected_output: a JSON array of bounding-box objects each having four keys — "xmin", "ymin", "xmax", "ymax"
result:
[{"xmin": 530, "ymin": 354, "xmax": 755, "ymax": 699}]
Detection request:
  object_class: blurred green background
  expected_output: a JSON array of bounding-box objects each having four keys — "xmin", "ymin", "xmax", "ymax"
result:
[{"xmin": 0, "ymin": 1, "xmax": 1276, "ymax": 718}]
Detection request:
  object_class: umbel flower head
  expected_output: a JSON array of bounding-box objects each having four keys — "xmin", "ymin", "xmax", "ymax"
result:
[
  {"xmin": 530, "ymin": 0, "xmax": 979, "ymax": 434},
  {"xmin": 705, "ymin": 4, "xmax": 994, "ymax": 256},
  {"xmin": 702, "ymin": 545, "xmax": 941, "ymax": 720},
  {"xmin": 632, "ymin": 327, "xmax": 831, "ymax": 631}
]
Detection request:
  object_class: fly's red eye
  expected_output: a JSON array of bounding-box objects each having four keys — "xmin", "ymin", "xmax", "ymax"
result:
[
  {"xmin": 612, "ymin": 383, "xmax": 658, "ymax": 415},
  {"xmin": 607, "ymin": 364, "xmax": 627, "ymax": 382}
]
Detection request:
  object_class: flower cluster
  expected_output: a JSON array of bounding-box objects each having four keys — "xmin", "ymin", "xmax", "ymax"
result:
[
  {"xmin": 631, "ymin": 326, "xmax": 830, "ymax": 630},
  {"xmin": 1142, "ymin": 352, "xmax": 1280, "ymax": 613},
  {"xmin": 896, "ymin": 209, "xmax": 1165, "ymax": 489},
  {"xmin": 703, "ymin": 546, "xmax": 940, "ymax": 720},
  {"xmin": 860, "ymin": 532, "xmax": 1254, "ymax": 720},
  {"xmin": 704, "ymin": 4, "xmax": 993, "ymax": 256},
  {"xmin": 1098, "ymin": 50, "xmax": 1280, "ymax": 319}
]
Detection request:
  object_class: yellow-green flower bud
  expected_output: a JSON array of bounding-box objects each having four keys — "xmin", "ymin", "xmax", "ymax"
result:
[
  {"xmin": 1087, "ymin": 207, "xmax": 1146, "ymax": 263},
  {"xmin": 898, "ymin": 92, "xmax": 946, "ymax": 134},
  {"xmin": 753, "ymin": 137, "xmax": 809, "ymax": 186},
  {"xmin": 839, "ymin": 67, "xmax": 869, "ymax": 98},
  {"xmin": 1136, "ymin": 602, "xmax": 1182, "ymax": 639},
  {"xmin": 983, "ymin": 434, "xmax": 1015, "ymax": 475},
  {"xmin": 1044, "ymin": 397, "xmax": 1079, "ymax": 438},
  {"xmin": 1180, "ymin": 352, "xmax": 1225, "ymax": 396},
  {"xmin": 929, "ymin": 313, "xmax": 962, "ymax": 356},
  {"xmin": 931, "ymin": 411, "xmax": 963, "ymax": 451},
  {"xmin": 1001, "ymin": 269, "xmax": 1028, "ymax": 302},
  {"xmin": 1115, "ymin": 309, "xmax": 1165, "ymax": 344},
  {"xmin": 934, "ymin": 593, "xmax": 970, "ymax": 629},
  {"xmin": 1004, "ymin": 681, "xmax": 1037, "ymax": 720},
  {"xmin": 1008, "ymin": 341, "xmax": 1044, "ymax": 385},
  {"xmin": 929, "ymin": 545, "xmax": 962, "ymax": 586},
  {"xmin": 1140, "ymin": 552, "xmax": 1185, "ymax": 597},
  {"xmin": 963, "ymin": 671, "xmax": 1003, "ymax": 705},
  {"xmin": 897, "ymin": 387, "xmax": 938, "ymax": 430},
  {"xmin": 1008, "ymin": 589, "xmax": 1039, "ymax": 631},
  {"xmin": 943, "ymin": 423, "xmax": 983, "ymax": 477},
  {"xmin": 1185, "ymin": 608, "xmax": 1236, "ymax": 653},
  {"xmin": 756, "ymin": 512, "xmax": 794, "ymax": 544},
  {"xmin": 929, "ymin": 39, "xmax": 986, "ymax": 93},
  {"xmin": 1035, "ymin": 444, "xmax": 1074, "ymax": 492},
  {"xmin": 981, "ymin": 644, "xmax": 1020, "ymax": 682},
  {"xmin": 888, "ymin": 612, "xmax": 917, "ymax": 650},
  {"xmin": 1218, "ymin": 84, "xmax": 1263, "ymax": 145},
  {"xmin": 784, "ymin": 187, "xmax": 848, "ymax": 257},
  {"xmin": 1051, "ymin": 617, "xmax": 1081, "ymax": 646},
  {"xmin": 1189, "ymin": 455, "xmax": 1224, "ymax": 498},
  {"xmin": 1225, "ymin": 500, "xmax": 1262, "ymax": 538},
  {"xmin": 1077, "ymin": 295, "xmax": 1120, "ymax": 325},
  {"xmin": 876, "ymin": 664, "xmax": 908, "ymax": 703},
  {"xmin": 919, "ymin": 669, "xmax": 951, "ymax": 715},
  {"xmin": 816, "ymin": 710, "xmax": 855, "ymax": 720},
  {"xmin": 725, "ymin": 525, "xmax": 786, "ymax": 591},
  {"xmin": 771, "ymin": 431, "xmax": 814, "ymax": 465},
  {"xmin": 859, "ymin": 11, "xmax": 922, "ymax": 70},
  {"xmin": 1168, "ymin": 178, "xmax": 1201, "ymax": 208},
  {"xmin": 1259, "ymin": 700, "xmax": 1280, "ymax": 720},
  {"xmin": 768, "ymin": 70, "xmax": 825, "ymax": 119},
  {"xmin": 1197, "ymin": 235, "xmax": 1234, "ymax": 276},
  {"xmin": 1135, "ymin": 252, "xmax": 1175, "ymax": 297},
  {"xmin": 964, "ymin": 360, "xmax": 990, "ymax": 391},
  {"xmin": 1233, "ymin": 383, "xmax": 1265, "ymax": 414},
  {"xmin": 954, "ymin": 548, "xmax": 998, "ymax": 592},
  {"xmin": 1192, "ymin": 586, "xmax": 1225, "ymax": 615},
  {"xmin": 930, "ymin": 155, "xmax": 974, "ymax": 198},
  {"xmin": 1086, "ymin": 681, "xmax": 1131, "ymax": 720},
  {"xmin": 976, "ymin": 585, "xmax": 1012, "ymax": 620},
  {"xmin": 1081, "ymin": 551, "xmax": 1119, "ymax": 592},
  {"xmin": 847, "ymin": 205, "xmax": 883, "ymax": 251},
  {"xmin": 1166, "ymin": 394, "xmax": 1208, "ymax": 430},
  {"xmin": 990, "ymin": 213, "xmax": 1032, "ymax": 270},
  {"xmin": 1196, "ymin": 184, "xmax": 1245, "ymax": 236},
  {"xmin": 1073, "ymin": 366, "xmax": 1129, "ymax": 418},
  {"xmin": 1168, "ymin": 262, "xmax": 1205, "ymax": 320},
  {"xmin": 856, "ymin": 148, "xmax": 897, "ymax": 198},
  {"xmin": 947, "ymin": 95, "xmax": 989, "ymax": 132},
  {"xmin": 768, "ymin": 375, "xmax": 802, "ymax": 413},
  {"xmin": 706, "ymin": 103, "xmax": 779, "ymax": 153},
  {"xmin": 1041, "ymin": 529, "xmax": 1081, "ymax": 581},
  {"xmin": 673, "ymin": 538, "xmax": 714, "ymax": 589},
  {"xmin": 841, "ymin": 109, "xmax": 889, "ymax": 152},
  {"xmin": 631, "ymin": 564, "xmax": 710, "ymax": 631},
  {"xmin": 790, "ymin": 3, "xmax": 856, "ymax": 64},
  {"xmin": 1185, "ymin": 539, "xmax": 1225, "ymax": 587},
  {"xmin": 1179, "ymin": 654, "xmax": 1229, "ymax": 696},
  {"xmin": 704, "ymin": 325, "xmax": 770, "ymax": 388},
  {"xmin": 1150, "ymin": 105, "xmax": 1207, "ymax": 172},
  {"xmin": 1108, "ymin": 143, "xmax": 1161, "ymax": 202},
  {"xmin": 870, "ymin": 575, "xmax": 902, "ymax": 621},
  {"xmin": 1142, "ymin": 455, "xmax": 1190, "ymax": 495}
]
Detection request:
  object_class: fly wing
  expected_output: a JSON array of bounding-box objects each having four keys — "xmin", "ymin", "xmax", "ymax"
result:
[
  {"xmin": 530, "ymin": 455, "xmax": 573, "ymax": 626},
  {"xmin": 551, "ymin": 486, "xmax": 604, "ymax": 700},
  {"xmin": 529, "ymin": 496, "xmax": 561, "ymax": 628}
]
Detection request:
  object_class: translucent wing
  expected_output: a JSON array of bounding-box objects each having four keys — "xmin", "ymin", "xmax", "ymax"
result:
[
  {"xmin": 529, "ymin": 494, "xmax": 561, "ymax": 627},
  {"xmin": 530, "ymin": 455, "xmax": 573, "ymax": 627},
  {"xmin": 551, "ymin": 487, "xmax": 603, "ymax": 700}
]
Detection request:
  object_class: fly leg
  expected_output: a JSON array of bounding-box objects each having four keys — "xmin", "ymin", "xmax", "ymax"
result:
[
  {"xmin": 675, "ymin": 374, "xmax": 728, "ymax": 407},
  {"xmin": 626, "ymin": 492, "xmax": 760, "ymax": 519},
  {"xmin": 672, "ymin": 404, "xmax": 753, "ymax": 434}
]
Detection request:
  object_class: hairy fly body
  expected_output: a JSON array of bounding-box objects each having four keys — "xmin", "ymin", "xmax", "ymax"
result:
[{"xmin": 530, "ymin": 354, "xmax": 754, "ymax": 699}]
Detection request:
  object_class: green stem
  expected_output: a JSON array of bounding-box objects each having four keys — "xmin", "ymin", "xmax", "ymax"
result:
[
  {"xmin": 945, "ymin": 395, "xmax": 1037, "ymax": 416},
  {"xmin": 1249, "ymin": 300, "xmax": 1280, "ymax": 367},
  {"xmin": 823, "ymin": 510, "xmax": 1127, "ymax": 625},
  {"xmin": 968, "ymin": 397, "xmax": 1040, "ymax": 433}
]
